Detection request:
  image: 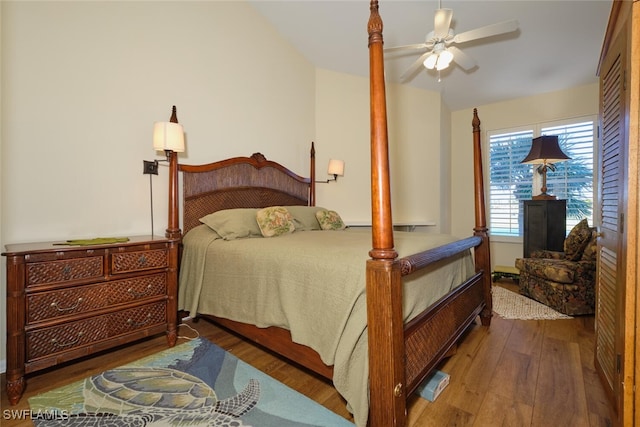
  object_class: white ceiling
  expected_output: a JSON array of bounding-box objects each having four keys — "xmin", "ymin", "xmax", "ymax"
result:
[{"xmin": 248, "ymin": 0, "xmax": 612, "ymax": 111}]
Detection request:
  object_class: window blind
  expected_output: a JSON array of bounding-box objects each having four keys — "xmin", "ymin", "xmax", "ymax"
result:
[{"xmin": 488, "ymin": 119, "xmax": 594, "ymax": 237}]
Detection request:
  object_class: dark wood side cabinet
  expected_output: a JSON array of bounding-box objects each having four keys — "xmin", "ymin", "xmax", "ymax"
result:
[
  {"xmin": 2, "ymin": 235, "xmax": 179, "ymax": 405},
  {"xmin": 522, "ymin": 200, "xmax": 567, "ymax": 257}
]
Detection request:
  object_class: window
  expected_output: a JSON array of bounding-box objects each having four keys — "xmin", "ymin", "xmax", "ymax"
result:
[
  {"xmin": 488, "ymin": 130, "xmax": 533, "ymax": 236},
  {"xmin": 488, "ymin": 118, "xmax": 594, "ymax": 237}
]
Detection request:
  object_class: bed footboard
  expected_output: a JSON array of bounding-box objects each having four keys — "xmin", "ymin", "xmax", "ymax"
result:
[
  {"xmin": 400, "ymin": 237, "xmax": 488, "ymax": 394},
  {"xmin": 404, "ymin": 271, "xmax": 484, "ymax": 392}
]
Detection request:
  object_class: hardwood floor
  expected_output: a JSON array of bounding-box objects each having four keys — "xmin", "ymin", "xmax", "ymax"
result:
[
  {"xmin": 408, "ymin": 282, "xmax": 613, "ymax": 427},
  {"xmin": 1, "ymin": 281, "xmax": 613, "ymax": 426}
]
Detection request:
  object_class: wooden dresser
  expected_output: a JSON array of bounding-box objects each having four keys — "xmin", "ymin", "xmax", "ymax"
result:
[{"xmin": 3, "ymin": 235, "xmax": 179, "ymax": 405}]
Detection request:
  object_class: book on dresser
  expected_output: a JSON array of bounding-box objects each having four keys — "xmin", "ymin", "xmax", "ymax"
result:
[{"xmin": 2, "ymin": 235, "xmax": 179, "ymax": 405}]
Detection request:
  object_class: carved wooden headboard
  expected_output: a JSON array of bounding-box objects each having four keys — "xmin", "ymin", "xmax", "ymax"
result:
[{"xmin": 178, "ymin": 146, "xmax": 316, "ymax": 235}]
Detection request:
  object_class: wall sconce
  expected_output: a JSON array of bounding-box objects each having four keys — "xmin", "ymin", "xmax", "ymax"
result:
[
  {"xmin": 316, "ymin": 159, "xmax": 345, "ymax": 183},
  {"xmin": 153, "ymin": 106, "xmax": 185, "ymax": 160},
  {"xmin": 143, "ymin": 105, "xmax": 185, "ymax": 238},
  {"xmin": 143, "ymin": 106, "xmax": 185, "ymax": 174},
  {"xmin": 521, "ymin": 135, "xmax": 570, "ymax": 200}
]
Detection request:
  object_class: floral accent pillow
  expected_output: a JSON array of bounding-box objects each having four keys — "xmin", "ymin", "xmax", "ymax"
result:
[
  {"xmin": 256, "ymin": 206, "xmax": 295, "ymax": 237},
  {"xmin": 315, "ymin": 210, "xmax": 346, "ymax": 230},
  {"xmin": 564, "ymin": 218, "xmax": 591, "ymax": 261}
]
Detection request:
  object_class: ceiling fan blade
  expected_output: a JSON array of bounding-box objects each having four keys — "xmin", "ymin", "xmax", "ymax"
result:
[
  {"xmin": 452, "ymin": 20, "xmax": 519, "ymax": 44},
  {"xmin": 384, "ymin": 43, "xmax": 429, "ymax": 53},
  {"xmin": 400, "ymin": 51, "xmax": 431, "ymax": 81},
  {"xmin": 448, "ymin": 46, "xmax": 476, "ymax": 71},
  {"xmin": 434, "ymin": 8, "xmax": 453, "ymax": 38}
]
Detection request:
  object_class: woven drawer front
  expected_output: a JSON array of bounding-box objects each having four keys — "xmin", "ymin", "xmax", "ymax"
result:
[
  {"xmin": 107, "ymin": 273, "xmax": 166, "ymax": 305},
  {"xmin": 112, "ymin": 250, "xmax": 167, "ymax": 274},
  {"xmin": 27, "ymin": 257, "xmax": 103, "ymax": 286},
  {"xmin": 108, "ymin": 302, "xmax": 166, "ymax": 336},
  {"xmin": 27, "ymin": 317, "xmax": 108, "ymax": 359},
  {"xmin": 26, "ymin": 273, "xmax": 167, "ymax": 323},
  {"xmin": 26, "ymin": 302, "xmax": 166, "ymax": 360}
]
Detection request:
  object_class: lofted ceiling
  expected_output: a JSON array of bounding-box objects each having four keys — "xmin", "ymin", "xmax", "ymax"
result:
[{"xmin": 248, "ymin": 0, "xmax": 612, "ymax": 111}]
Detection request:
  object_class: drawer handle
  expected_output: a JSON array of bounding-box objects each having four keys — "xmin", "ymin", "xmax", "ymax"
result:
[
  {"xmin": 62, "ymin": 265, "xmax": 72, "ymax": 276},
  {"xmin": 138, "ymin": 255, "xmax": 147, "ymax": 266},
  {"xmin": 127, "ymin": 285, "xmax": 153, "ymax": 298},
  {"xmin": 50, "ymin": 298, "xmax": 83, "ymax": 312},
  {"xmin": 127, "ymin": 313, "xmax": 152, "ymax": 327},
  {"xmin": 51, "ymin": 332, "xmax": 84, "ymax": 348}
]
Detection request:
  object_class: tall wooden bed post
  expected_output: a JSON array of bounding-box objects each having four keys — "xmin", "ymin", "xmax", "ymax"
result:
[
  {"xmin": 366, "ymin": 2, "xmax": 405, "ymax": 426},
  {"xmin": 310, "ymin": 142, "xmax": 317, "ymax": 206},
  {"xmin": 473, "ymin": 109, "xmax": 493, "ymax": 324},
  {"xmin": 366, "ymin": 3, "xmax": 492, "ymax": 426},
  {"xmin": 164, "ymin": 106, "xmax": 181, "ymax": 347},
  {"xmin": 166, "ymin": 106, "xmax": 182, "ymax": 240}
]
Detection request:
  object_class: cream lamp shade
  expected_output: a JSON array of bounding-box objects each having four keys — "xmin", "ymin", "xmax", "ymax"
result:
[
  {"xmin": 327, "ymin": 159, "xmax": 345, "ymax": 176},
  {"xmin": 153, "ymin": 121, "xmax": 185, "ymax": 153}
]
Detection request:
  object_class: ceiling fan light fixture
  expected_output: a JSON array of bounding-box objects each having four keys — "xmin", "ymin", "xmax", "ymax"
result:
[
  {"xmin": 385, "ymin": 6, "xmax": 519, "ymax": 81},
  {"xmin": 423, "ymin": 53, "xmax": 438, "ymax": 70},
  {"xmin": 437, "ymin": 49, "xmax": 454, "ymax": 70},
  {"xmin": 435, "ymin": 59, "xmax": 448, "ymax": 71}
]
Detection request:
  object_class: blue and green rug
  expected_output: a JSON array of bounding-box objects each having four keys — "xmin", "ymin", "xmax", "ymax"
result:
[{"xmin": 29, "ymin": 337, "xmax": 354, "ymax": 426}]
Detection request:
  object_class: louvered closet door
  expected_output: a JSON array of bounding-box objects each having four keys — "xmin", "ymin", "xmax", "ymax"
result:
[{"xmin": 596, "ymin": 25, "xmax": 627, "ymax": 413}]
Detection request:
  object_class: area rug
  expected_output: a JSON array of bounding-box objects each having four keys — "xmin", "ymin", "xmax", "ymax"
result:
[
  {"xmin": 28, "ymin": 337, "xmax": 354, "ymax": 427},
  {"xmin": 492, "ymin": 285, "xmax": 572, "ymax": 320}
]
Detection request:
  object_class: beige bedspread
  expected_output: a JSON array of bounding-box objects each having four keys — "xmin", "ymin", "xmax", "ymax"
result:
[{"xmin": 179, "ymin": 225, "xmax": 474, "ymax": 426}]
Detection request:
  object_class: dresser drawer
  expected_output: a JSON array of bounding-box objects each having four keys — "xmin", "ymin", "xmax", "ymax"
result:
[
  {"xmin": 111, "ymin": 249, "xmax": 167, "ymax": 274},
  {"xmin": 27, "ymin": 256, "xmax": 103, "ymax": 286},
  {"xmin": 26, "ymin": 302, "xmax": 166, "ymax": 360},
  {"xmin": 26, "ymin": 273, "xmax": 167, "ymax": 323},
  {"xmin": 27, "ymin": 317, "xmax": 108, "ymax": 359},
  {"xmin": 108, "ymin": 302, "xmax": 166, "ymax": 336}
]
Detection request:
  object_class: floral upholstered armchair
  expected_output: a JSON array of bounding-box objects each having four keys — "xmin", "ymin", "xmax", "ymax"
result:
[{"xmin": 515, "ymin": 219, "xmax": 596, "ymax": 315}]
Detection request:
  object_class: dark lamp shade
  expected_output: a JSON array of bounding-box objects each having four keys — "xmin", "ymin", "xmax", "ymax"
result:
[{"xmin": 521, "ymin": 135, "xmax": 571, "ymax": 164}]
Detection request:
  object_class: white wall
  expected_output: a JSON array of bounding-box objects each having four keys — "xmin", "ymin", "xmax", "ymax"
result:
[
  {"xmin": 450, "ymin": 83, "xmax": 600, "ymax": 268},
  {"xmin": 2, "ymin": 1, "xmax": 316, "ymax": 245},
  {"xmin": 439, "ymin": 99, "xmax": 452, "ymax": 234},
  {"xmin": 386, "ymin": 81, "xmax": 444, "ymax": 229},
  {"xmin": 314, "ymin": 69, "xmax": 444, "ymax": 228},
  {"xmin": 314, "ymin": 69, "xmax": 370, "ymax": 221}
]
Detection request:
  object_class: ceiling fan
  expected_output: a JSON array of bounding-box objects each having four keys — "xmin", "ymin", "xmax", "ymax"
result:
[{"xmin": 385, "ymin": 6, "xmax": 519, "ymax": 80}]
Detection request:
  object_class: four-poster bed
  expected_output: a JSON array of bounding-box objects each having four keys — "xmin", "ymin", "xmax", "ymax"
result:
[{"xmin": 170, "ymin": 1, "xmax": 492, "ymax": 426}]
